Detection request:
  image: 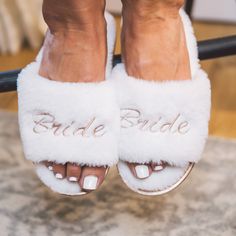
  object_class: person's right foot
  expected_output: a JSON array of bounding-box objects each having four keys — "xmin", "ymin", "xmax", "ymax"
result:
[
  {"xmin": 121, "ymin": 0, "xmax": 191, "ymax": 179},
  {"xmin": 39, "ymin": 0, "xmax": 108, "ymax": 192}
]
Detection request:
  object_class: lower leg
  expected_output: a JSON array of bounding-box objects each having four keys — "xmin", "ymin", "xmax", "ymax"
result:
[
  {"xmin": 121, "ymin": 0, "xmax": 191, "ymax": 178},
  {"xmin": 39, "ymin": 0, "xmax": 107, "ymax": 191},
  {"xmin": 39, "ymin": 0, "xmax": 107, "ymax": 82},
  {"xmin": 121, "ymin": 0, "xmax": 190, "ymax": 81}
]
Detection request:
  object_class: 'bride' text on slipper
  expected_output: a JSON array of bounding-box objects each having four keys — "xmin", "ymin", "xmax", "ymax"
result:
[
  {"xmin": 32, "ymin": 112, "xmax": 106, "ymax": 137},
  {"xmin": 120, "ymin": 108, "xmax": 189, "ymax": 135}
]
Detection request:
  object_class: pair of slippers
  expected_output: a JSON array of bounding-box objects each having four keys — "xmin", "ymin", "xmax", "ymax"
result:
[{"xmin": 17, "ymin": 10, "xmax": 211, "ymax": 196}]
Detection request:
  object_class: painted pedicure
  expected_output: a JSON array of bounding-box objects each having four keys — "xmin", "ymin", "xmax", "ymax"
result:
[
  {"xmin": 55, "ymin": 173, "xmax": 63, "ymax": 179},
  {"xmin": 48, "ymin": 166, "xmax": 53, "ymax": 171},
  {"xmin": 68, "ymin": 176, "xmax": 78, "ymax": 182},
  {"xmin": 135, "ymin": 165, "xmax": 150, "ymax": 179},
  {"xmin": 154, "ymin": 165, "xmax": 164, "ymax": 171},
  {"xmin": 83, "ymin": 176, "xmax": 98, "ymax": 190}
]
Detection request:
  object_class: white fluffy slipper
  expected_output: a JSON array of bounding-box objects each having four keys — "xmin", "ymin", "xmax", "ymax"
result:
[
  {"xmin": 112, "ymin": 9, "xmax": 211, "ymax": 195},
  {"xmin": 17, "ymin": 12, "xmax": 119, "ymax": 195}
]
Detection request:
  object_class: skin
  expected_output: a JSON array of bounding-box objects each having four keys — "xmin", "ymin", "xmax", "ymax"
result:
[{"xmin": 40, "ymin": 0, "xmax": 191, "ymax": 191}]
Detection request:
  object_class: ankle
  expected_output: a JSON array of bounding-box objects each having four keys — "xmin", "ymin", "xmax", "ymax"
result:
[
  {"xmin": 121, "ymin": 1, "xmax": 190, "ymax": 81},
  {"xmin": 42, "ymin": 0, "xmax": 106, "ymax": 33},
  {"xmin": 39, "ymin": 30, "xmax": 107, "ymax": 82},
  {"xmin": 39, "ymin": 19, "xmax": 107, "ymax": 83},
  {"xmin": 122, "ymin": 0, "xmax": 183, "ymax": 24}
]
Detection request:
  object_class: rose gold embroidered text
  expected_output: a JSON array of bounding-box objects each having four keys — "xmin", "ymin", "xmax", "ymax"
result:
[
  {"xmin": 33, "ymin": 112, "xmax": 106, "ymax": 137},
  {"xmin": 120, "ymin": 108, "xmax": 190, "ymax": 134}
]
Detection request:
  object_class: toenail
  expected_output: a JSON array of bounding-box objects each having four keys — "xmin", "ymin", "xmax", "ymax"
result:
[
  {"xmin": 48, "ymin": 166, "xmax": 53, "ymax": 171},
  {"xmin": 55, "ymin": 173, "xmax": 63, "ymax": 179},
  {"xmin": 154, "ymin": 165, "xmax": 164, "ymax": 171},
  {"xmin": 135, "ymin": 165, "xmax": 150, "ymax": 179},
  {"xmin": 83, "ymin": 176, "xmax": 98, "ymax": 190},
  {"xmin": 68, "ymin": 176, "xmax": 78, "ymax": 182}
]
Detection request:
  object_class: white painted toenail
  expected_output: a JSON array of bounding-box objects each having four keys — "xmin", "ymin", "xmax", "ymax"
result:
[
  {"xmin": 135, "ymin": 165, "xmax": 150, "ymax": 179},
  {"xmin": 154, "ymin": 165, "xmax": 164, "ymax": 171},
  {"xmin": 48, "ymin": 166, "xmax": 53, "ymax": 171},
  {"xmin": 55, "ymin": 173, "xmax": 63, "ymax": 179},
  {"xmin": 83, "ymin": 176, "xmax": 98, "ymax": 190},
  {"xmin": 69, "ymin": 177, "xmax": 78, "ymax": 182}
]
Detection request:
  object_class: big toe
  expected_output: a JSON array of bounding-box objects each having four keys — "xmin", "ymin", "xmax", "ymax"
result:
[
  {"xmin": 127, "ymin": 162, "xmax": 152, "ymax": 179},
  {"xmin": 79, "ymin": 166, "xmax": 108, "ymax": 191}
]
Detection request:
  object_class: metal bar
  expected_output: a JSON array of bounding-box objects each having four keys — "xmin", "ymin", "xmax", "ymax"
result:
[
  {"xmin": 198, "ymin": 35, "xmax": 236, "ymax": 60},
  {"xmin": 1, "ymin": 35, "xmax": 236, "ymax": 93},
  {"xmin": 0, "ymin": 70, "xmax": 21, "ymax": 93}
]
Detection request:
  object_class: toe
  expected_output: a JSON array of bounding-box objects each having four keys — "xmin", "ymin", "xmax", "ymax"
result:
[
  {"xmin": 53, "ymin": 163, "xmax": 66, "ymax": 179},
  {"xmin": 43, "ymin": 161, "xmax": 53, "ymax": 171},
  {"xmin": 66, "ymin": 163, "xmax": 82, "ymax": 182},
  {"xmin": 151, "ymin": 162, "xmax": 166, "ymax": 172},
  {"xmin": 79, "ymin": 166, "xmax": 107, "ymax": 191},
  {"xmin": 127, "ymin": 162, "xmax": 152, "ymax": 179}
]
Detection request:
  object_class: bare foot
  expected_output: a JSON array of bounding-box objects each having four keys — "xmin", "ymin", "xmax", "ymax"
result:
[
  {"xmin": 121, "ymin": 0, "xmax": 191, "ymax": 179},
  {"xmin": 39, "ymin": 0, "xmax": 107, "ymax": 192}
]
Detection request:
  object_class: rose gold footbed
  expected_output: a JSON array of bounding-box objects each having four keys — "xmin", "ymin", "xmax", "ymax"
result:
[{"xmin": 119, "ymin": 163, "xmax": 194, "ymax": 196}]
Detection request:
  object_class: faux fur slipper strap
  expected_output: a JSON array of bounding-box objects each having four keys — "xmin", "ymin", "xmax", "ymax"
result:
[
  {"xmin": 17, "ymin": 61, "xmax": 120, "ymax": 167},
  {"xmin": 112, "ymin": 63, "xmax": 211, "ymax": 167}
]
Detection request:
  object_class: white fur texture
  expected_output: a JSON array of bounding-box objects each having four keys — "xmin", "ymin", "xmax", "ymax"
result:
[
  {"xmin": 113, "ymin": 65, "xmax": 210, "ymax": 166},
  {"xmin": 18, "ymin": 69, "xmax": 119, "ymax": 166},
  {"xmin": 115, "ymin": 9, "xmax": 211, "ymax": 192},
  {"xmin": 17, "ymin": 12, "xmax": 117, "ymax": 196}
]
